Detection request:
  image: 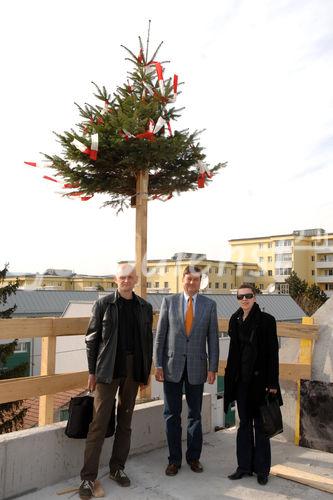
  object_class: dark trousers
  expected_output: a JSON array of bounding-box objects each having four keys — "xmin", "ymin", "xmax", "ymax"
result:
[
  {"xmin": 236, "ymin": 382, "xmax": 271, "ymax": 475},
  {"xmin": 163, "ymin": 365, "xmax": 204, "ymax": 465},
  {"xmin": 81, "ymin": 355, "xmax": 139, "ymax": 481}
]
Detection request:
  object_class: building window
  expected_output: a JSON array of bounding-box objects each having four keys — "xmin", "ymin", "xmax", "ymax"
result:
[
  {"xmin": 258, "ymin": 243, "xmax": 264, "ymax": 249},
  {"xmin": 268, "ymin": 243, "xmax": 272, "ymax": 248},
  {"xmin": 275, "ymin": 240, "xmax": 292, "ymax": 247},
  {"xmin": 164, "ymin": 266, "xmax": 168, "ymax": 273},
  {"xmin": 164, "ymin": 282, "xmax": 169, "ymax": 288},
  {"xmin": 147, "ymin": 282, "xmax": 151, "ymax": 288},
  {"xmin": 275, "ymin": 268, "xmax": 292, "ymax": 275},
  {"xmin": 268, "ymin": 270, "xmax": 273, "ymax": 276},
  {"xmin": 311, "ymin": 256, "xmax": 315, "ymax": 261},
  {"xmin": 215, "ymin": 282, "xmax": 219, "ymax": 289},
  {"xmin": 209, "ymin": 282, "xmax": 212, "ymax": 288},
  {"xmin": 311, "ymin": 270, "xmax": 315, "ymax": 276},
  {"xmin": 259, "ymin": 284, "xmax": 264, "ymax": 290},
  {"xmin": 275, "ymin": 253, "xmax": 292, "ymax": 262},
  {"xmin": 223, "ymin": 282, "xmax": 227, "ymax": 289},
  {"xmin": 155, "ymin": 282, "xmax": 159, "ymax": 288},
  {"xmin": 259, "ymin": 270, "xmax": 264, "ymax": 276},
  {"xmin": 259, "ymin": 257, "xmax": 264, "ymax": 263},
  {"xmin": 268, "ymin": 256, "xmax": 272, "ymax": 262},
  {"xmin": 14, "ymin": 341, "xmax": 29, "ymax": 352}
]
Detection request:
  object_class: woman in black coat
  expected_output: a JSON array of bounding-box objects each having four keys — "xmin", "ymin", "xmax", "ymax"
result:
[{"xmin": 224, "ymin": 283, "xmax": 282, "ymax": 485}]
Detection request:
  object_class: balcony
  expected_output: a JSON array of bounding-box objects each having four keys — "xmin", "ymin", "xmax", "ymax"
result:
[
  {"xmin": 316, "ymin": 260, "xmax": 333, "ymax": 269},
  {"xmin": 316, "ymin": 276, "xmax": 333, "ymax": 283},
  {"xmin": 314, "ymin": 246, "xmax": 333, "ymax": 253},
  {"xmin": 0, "ymin": 316, "xmax": 330, "ymax": 499}
]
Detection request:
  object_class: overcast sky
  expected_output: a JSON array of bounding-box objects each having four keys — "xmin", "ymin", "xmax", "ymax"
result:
[{"xmin": 1, "ymin": 0, "xmax": 333, "ymax": 275}]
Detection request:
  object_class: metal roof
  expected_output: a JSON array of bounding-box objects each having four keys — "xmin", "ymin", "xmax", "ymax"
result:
[
  {"xmin": 0, "ymin": 290, "xmax": 100, "ymax": 317},
  {"xmin": 0, "ymin": 290, "xmax": 305, "ymax": 321},
  {"xmin": 147, "ymin": 293, "xmax": 305, "ymax": 322}
]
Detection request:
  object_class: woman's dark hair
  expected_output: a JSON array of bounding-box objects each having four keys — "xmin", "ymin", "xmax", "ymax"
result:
[{"xmin": 237, "ymin": 283, "xmax": 256, "ymax": 295}]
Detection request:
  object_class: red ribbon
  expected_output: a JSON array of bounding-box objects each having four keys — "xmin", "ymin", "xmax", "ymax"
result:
[
  {"xmin": 197, "ymin": 173, "xmax": 206, "ymax": 188},
  {"xmin": 135, "ymin": 131, "xmax": 156, "ymax": 141},
  {"xmin": 43, "ymin": 175, "xmax": 59, "ymax": 183},
  {"xmin": 173, "ymin": 74, "xmax": 178, "ymax": 93},
  {"xmin": 138, "ymin": 48, "xmax": 144, "ymax": 63}
]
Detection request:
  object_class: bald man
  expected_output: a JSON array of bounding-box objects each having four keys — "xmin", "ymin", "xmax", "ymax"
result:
[{"xmin": 79, "ymin": 264, "xmax": 153, "ymax": 499}]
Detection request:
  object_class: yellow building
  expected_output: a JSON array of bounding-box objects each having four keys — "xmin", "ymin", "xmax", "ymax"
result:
[
  {"xmin": 229, "ymin": 228, "xmax": 333, "ymax": 295},
  {"xmin": 121, "ymin": 253, "xmax": 259, "ymax": 294},
  {"xmin": 4, "ymin": 269, "xmax": 117, "ymax": 291}
]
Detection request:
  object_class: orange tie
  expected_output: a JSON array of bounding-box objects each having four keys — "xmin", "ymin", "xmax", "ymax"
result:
[{"xmin": 185, "ymin": 296, "xmax": 193, "ymax": 335}]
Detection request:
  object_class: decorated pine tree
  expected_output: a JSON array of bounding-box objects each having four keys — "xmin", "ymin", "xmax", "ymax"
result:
[
  {"xmin": 25, "ymin": 25, "xmax": 226, "ymax": 295},
  {"xmin": 0, "ymin": 265, "xmax": 28, "ymax": 433}
]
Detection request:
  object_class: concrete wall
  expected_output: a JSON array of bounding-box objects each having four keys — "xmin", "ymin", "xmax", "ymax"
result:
[
  {"xmin": 313, "ymin": 296, "xmax": 333, "ymax": 383},
  {"xmin": 0, "ymin": 394, "xmax": 211, "ymax": 500}
]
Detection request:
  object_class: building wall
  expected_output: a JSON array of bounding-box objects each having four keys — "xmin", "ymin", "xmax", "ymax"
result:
[{"xmin": 230, "ymin": 229, "xmax": 333, "ymax": 294}]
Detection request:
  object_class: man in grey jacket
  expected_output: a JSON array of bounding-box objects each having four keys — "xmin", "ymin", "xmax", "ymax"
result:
[
  {"xmin": 79, "ymin": 263, "xmax": 153, "ymax": 500},
  {"xmin": 154, "ymin": 265, "xmax": 219, "ymax": 476}
]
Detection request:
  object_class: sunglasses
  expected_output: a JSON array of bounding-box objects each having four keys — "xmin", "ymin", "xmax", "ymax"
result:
[{"xmin": 237, "ymin": 293, "xmax": 254, "ymax": 300}]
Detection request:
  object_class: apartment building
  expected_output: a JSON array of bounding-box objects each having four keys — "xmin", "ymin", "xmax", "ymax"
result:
[
  {"xmin": 4, "ymin": 269, "xmax": 117, "ymax": 291},
  {"xmin": 229, "ymin": 228, "xmax": 333, "ymax": 295}
]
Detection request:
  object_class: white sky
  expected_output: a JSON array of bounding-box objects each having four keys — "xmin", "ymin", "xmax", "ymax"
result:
[{"xmin": 1, "ymin": 0, "xmax": 333, "ymax": 275}]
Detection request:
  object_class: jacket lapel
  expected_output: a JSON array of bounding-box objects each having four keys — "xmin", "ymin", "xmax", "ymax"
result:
[{"xmin": 175, "ymin": 293, "xmax": 187, "ymax": 335}]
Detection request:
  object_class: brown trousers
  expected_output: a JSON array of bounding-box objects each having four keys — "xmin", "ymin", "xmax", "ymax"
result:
[{"xmin": 81, "ymin": 355, "xmax": 139, "ymax": 480}]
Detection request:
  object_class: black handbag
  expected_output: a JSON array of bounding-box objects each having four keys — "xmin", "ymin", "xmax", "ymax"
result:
[
  {"xmin": 65, "ymin": 395, "xmax": 116, "ymax": 439},
  {"xmin": 259, "ymin": 394, "xmax": 283, "ymax": 439}
]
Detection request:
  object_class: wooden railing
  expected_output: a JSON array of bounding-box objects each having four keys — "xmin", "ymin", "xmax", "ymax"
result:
[{"xmin": 0, "ymin": 315, "xmax": 318, "ymax": 439}]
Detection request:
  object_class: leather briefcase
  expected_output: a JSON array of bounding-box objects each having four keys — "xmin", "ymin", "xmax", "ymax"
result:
[{"xmin": 65, "ymin": 395, "xmax": 115, "ymax": 439}]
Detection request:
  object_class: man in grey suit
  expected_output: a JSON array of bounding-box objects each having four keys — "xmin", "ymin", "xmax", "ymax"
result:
[{"xmin": 154, "ymin": 265, "xmax": 219, "ymax": 476}]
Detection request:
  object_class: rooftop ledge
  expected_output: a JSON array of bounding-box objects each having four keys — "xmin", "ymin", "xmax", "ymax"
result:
[{"xmin": 2, "ymin": 396, "xmax": 333, "ymax": 500}]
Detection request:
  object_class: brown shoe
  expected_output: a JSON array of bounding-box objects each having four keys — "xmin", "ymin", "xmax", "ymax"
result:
[
  {"xmin": 187, "ymin": 459, "xmax": 203, "ymax": 473},
  {"xmin": 165, "ymin": 463, "xmax": 181, "ymax": 476}
]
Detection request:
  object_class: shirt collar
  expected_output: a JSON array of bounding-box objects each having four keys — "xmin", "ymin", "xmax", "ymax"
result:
[{"xmin": 183, "ymin": 291, "xmax": 198, "ymax": 303}]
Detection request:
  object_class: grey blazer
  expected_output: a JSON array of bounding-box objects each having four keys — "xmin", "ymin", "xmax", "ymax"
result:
[{"xmin": 154, "ymin": 293, "xmax": 219, "ymax": 384}]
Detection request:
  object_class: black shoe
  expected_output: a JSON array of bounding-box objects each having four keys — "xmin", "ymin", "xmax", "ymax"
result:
[
  {"xmin": 257, "ymin": 474, "xmax": 268, "ymax": 485},
  {"xmin": 228, "ymin": 469, "xmax": 253, "ymax": 480},
  {"xmin": 79, "ymin": 479, "xmax": 94, "ymax": 499},
  {"xmin": 109, "ymin": 468, "xmax": 131, "ymax": 487}
]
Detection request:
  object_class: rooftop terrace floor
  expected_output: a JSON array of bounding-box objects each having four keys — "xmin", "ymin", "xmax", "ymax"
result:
[{"xmin": 18, "ymin": 429, "xmax": 333, "ymax": 500}]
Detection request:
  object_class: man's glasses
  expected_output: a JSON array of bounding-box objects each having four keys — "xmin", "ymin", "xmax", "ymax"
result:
[{"xmin": 237, "ymin": 293, "xmax": 254, "ymax": 300}]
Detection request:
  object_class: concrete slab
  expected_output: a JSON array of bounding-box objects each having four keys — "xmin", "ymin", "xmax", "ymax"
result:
[{"xmin": 15, "ymin": 429, "xmax": 333, "ymax": 500}]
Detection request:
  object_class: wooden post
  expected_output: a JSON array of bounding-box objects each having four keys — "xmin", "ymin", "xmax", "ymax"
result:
[
  {"xmin": 134, "ymin": 170, "xmax": 151, "ymax": 399},
  {"xmin": 135, "ymin": 170, "xmax": 148, "ymax": 300},
  {"xmin": 38, "ymin": 329, "xmax": 56, "ymax": 426},
  {"xmin": 294, "ymin": 316, "xmax": 314, "ymax": 445}
]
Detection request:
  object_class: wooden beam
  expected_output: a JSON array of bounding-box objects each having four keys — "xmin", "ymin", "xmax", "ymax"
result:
[
  {"xmin": 217, "ymin": 360, "xmax": 311, "ymax": 381},
  {"xmin": 52, "ymin": 317, "xmax": 89, "ymax": 336},
  {"xmin": 0, "ymin": 317, "xmax": 53, "ymax": 339},
  {"xmin": 135, "ymin": 169, "xmax": 148, "ymax": 301},
  {"xmin": 276, "ymin": 321, "xmax": 318, "ymax": 340},
  {"xmin": 0, "ymin": 372, "xmax": 88, "ymax": 404},
  {"xmin": 38, "ymin": 336, "xmax": 56, "ymax": 426},
  {"xmin": 0, "ymin": 316, "xmax": 319, "ymax": 340},
  {"xmin": 270, "ymin": 464, "xmax": 333, "ymax": 494}
]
